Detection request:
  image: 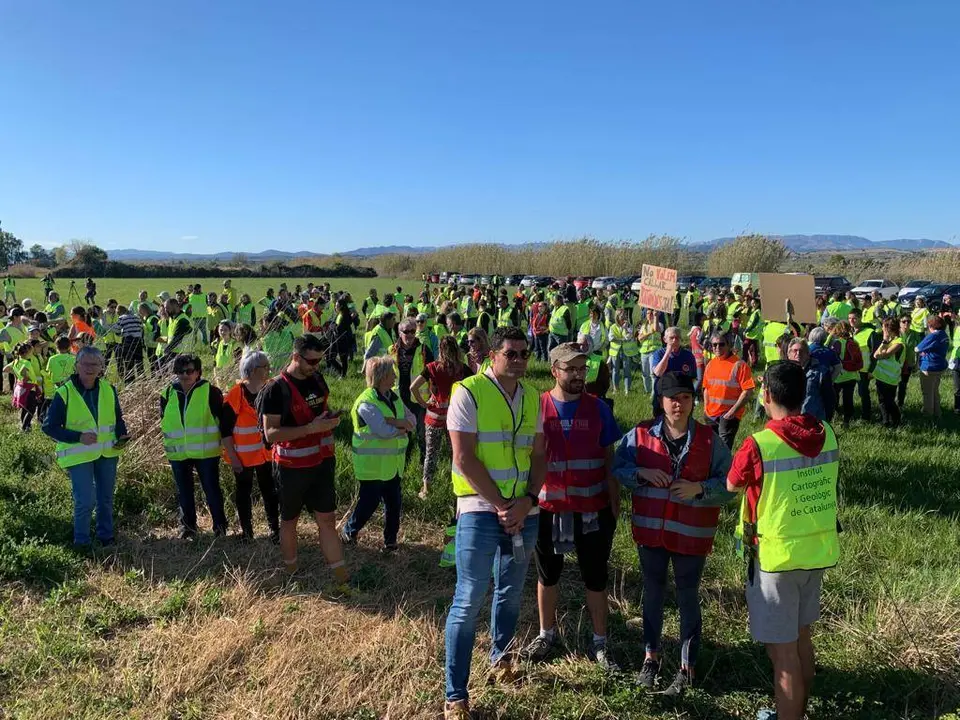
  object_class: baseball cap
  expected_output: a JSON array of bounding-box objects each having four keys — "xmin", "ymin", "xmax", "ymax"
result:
[
  {"xmin": 549, "ymin": 342, "xmax": 587, "ymax": 366},
  {"xmin": 157, "ymin": 291, "xmax": 171, "ymax": 302},
  {"xmin": 27, "ymin": 325, "xmax": 40, "ymax": 333},
  {"xmin": 659, "ymin": 371, "xmax": 695, "ymax": 398},
  {"xmin": 416, "ymin": 312, "xmax": 429, "ymax": 322}
]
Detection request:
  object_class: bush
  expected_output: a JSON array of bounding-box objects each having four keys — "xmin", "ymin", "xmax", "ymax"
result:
[
  {"xmin": 708, "ymin": 233, "xmax": 788, "ymax": 276},
  {"xmin": 53, "ymin": 260, "xmax": 377, "ymax": 280}
]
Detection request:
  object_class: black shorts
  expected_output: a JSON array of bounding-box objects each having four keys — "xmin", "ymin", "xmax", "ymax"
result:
[
  {"xmin": 274, "ymin": 457, "xmax": 336, "ymax": 521},
  {"xmin": 534, "ymin": 506, "xmax": 616, "ymax": 593}
]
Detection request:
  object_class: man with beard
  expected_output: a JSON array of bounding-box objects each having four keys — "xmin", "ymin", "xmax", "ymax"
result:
[{"xmin": 520, "ymin": 343, "xmax": 621, "ymax": 668}]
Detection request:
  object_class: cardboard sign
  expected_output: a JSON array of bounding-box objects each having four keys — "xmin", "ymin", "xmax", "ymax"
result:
[
  {"xmin": 758, "ymin": 273, "xmax": 817, "ymax": 325},
  {"xmin": 639, "ymin": 264, "xmax": 678, "ymax": 314}
]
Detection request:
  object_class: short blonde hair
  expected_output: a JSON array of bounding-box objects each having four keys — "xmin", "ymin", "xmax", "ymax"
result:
[{"xmin": 364, "ymin": 356, "xmax": 396, "ymax": 388}]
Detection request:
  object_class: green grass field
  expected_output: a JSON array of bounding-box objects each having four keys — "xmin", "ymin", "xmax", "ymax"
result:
[
  {"xmin": 0, "ymin": 277, "xmax": 958, "ymax": 719},
  {"xmin": 4, "ymin": 276, "xmax": 406, "ymax": 312}
]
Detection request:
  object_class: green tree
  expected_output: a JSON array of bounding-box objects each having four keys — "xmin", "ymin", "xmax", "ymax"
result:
[
  {"xmin": 0, "ymin": 222, "xmax": 27, "ymax": 268},
  {"xmin": 29, "ymin": 244, "xmax": 54, "ymax": 267},
  {"xmin": 69, "ymin": 244, "xmax": 109, "ymax": 275}
]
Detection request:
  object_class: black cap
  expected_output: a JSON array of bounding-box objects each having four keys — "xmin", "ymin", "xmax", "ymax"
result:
[{"xmin": 660, "ymin": 371, "xmax": 695, "ymax": 398}]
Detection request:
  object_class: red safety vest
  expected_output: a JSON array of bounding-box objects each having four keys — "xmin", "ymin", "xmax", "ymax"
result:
[
  {"xmin": 538, "ymin": 392, "xmax": 609, "ymax": 513},
  {"xmin": 271, "ymin": 372, "xmax": 335, "ymax": 468},
  {"xmin": 631, "ymin": 420, "xmax": 719, "ymax": 555},
  {"xmin": 222, "ymin": 383, "xmax": 270, "ymax": 467}
]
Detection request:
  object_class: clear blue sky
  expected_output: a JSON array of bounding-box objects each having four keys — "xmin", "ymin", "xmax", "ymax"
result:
[{"xmin": 2, "ymin": 1, "xmax": 957, "ymax": 254}]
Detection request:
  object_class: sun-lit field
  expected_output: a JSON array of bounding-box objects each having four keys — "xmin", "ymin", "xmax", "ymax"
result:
[{"xmin": 0, "ymin": 277, "xmax": 958, "ymax": 719}]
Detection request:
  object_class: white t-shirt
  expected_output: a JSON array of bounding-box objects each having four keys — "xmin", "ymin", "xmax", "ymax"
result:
[{"xmin": 446, "ymin": 369, "xmax": 543, "ymax": 515}]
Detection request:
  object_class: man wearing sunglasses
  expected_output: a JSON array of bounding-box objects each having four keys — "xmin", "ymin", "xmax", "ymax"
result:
[
  {"xmin": 702, "ymin": 331, "xmax": 755, "ymax": 450},
  {"xmin": 259, "ymin": 334, "xmax": 345, "ymax": 581},
  {"xmin": 160, "ymin": 353, "xmax": 228, "ymax": 539},
  {"xmin": 520, "ymin": 343, "xmax": 621, "ymax": 669},
  {"xmin": 443, "ymin": 327, "xmax": 545, "ymax": 720}
]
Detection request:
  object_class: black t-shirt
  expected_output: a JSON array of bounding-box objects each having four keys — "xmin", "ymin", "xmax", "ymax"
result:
[
  {"xmin": 395, "ymin": 343, "xmax": 434, "ymax": 403},
  {"xmin": 259, "ymin": 372, "xmax": 329, "ymax": 426},
  {"xmin": 661, "ymin": 431, "xmax": 687, "ymax": 470}
]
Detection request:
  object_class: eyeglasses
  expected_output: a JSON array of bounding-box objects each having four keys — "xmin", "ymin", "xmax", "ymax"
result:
[
  {"xmin": 298, "ymin": 355, "xmax": 323, "ymax": 366},
  {"xmin": 500, "ymin": 349, "xmax": 531, "ymax": 361},
  {"xmin": 557, "ymin": 364, "xmax": 587, "ymax": 375}
]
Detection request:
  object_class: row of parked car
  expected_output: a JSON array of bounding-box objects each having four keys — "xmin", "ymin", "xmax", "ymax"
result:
[{"xmin": 437, "ymin": 272, "xmax": 958, "ymax": 313}]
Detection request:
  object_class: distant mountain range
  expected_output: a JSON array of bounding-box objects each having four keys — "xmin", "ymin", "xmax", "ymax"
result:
[{"xmin": 106, "ymin": 235, "xmax": 954, "ymax": 263}]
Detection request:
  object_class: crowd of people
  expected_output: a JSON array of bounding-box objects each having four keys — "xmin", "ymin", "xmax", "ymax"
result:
[{"xmin": 2, "ymin": 272, "xmax": 950, "ymax": 720}]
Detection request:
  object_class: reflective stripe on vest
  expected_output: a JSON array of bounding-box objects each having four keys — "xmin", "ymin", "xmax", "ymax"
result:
[
  {"xmin": 271, "ymin": 372, "xmax": 335, "ymax": 467},
  {"xmin": 548, "ymin": 306, "xmax": 570, "ymax": 335},
  {"xmin": 222, "ymin": 383, "xmax": 270, "ymax": 467},
  {"xmin": 539, "ymin": 391, "xmax": 608, "ymax": 513},
  {"xmin": 736, "ymin": 424, "xmax": 840, "ymax": 573},
  {"xmin": 873, "ymin": 341, "xmax": 903, "ymax": 386}
]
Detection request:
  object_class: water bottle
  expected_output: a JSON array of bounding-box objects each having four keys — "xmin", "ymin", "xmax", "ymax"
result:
[{"xmin": 512, "ymin": 532, "xmax": 526, "ymax": 562}]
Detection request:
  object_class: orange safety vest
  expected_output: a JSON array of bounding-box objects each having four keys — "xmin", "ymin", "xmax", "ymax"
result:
[
  {"xmin": 222, "ymin": 383, "xmax": 270, "ymax": 467},
  {"xmin": 303, "ymin": 309, "xmax": 323, "ymax": 333},
  {"xmin": 702, "ymin": 354, "xmax": 750, "ymax": 419}
]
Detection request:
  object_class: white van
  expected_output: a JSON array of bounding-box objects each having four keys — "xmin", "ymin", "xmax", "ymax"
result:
[{"xmin": 730, "ymin": 272, "xmax": 760, "ymax": 291}]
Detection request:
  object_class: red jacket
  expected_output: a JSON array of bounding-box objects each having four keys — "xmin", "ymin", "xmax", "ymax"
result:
[
  {"xmin": 538, "ymin": 392, "xmax": 609, "ymax": 513},
  {"xmin": 631, "ymin": 420, "xmax": 719, "ymax": 555}
]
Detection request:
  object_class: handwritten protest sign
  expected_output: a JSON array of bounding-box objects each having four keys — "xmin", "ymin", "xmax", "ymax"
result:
[
  {"xmin": 639, "ymin": 264, "xmax": 678, "ymax": 313},
  {"xmin": 759, "ymin": 273, "xmax": 817, "ymax": 325}
]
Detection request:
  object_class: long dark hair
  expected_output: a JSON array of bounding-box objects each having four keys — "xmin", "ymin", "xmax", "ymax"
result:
[{"xmin": 437, "ymin": 335, "xmax": 462, "ymax": 374}]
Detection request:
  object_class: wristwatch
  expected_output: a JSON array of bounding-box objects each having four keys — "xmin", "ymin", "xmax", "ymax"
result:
[{"xmin": 526, "ymin": 492, "xmax": 540, "ymax": 507}]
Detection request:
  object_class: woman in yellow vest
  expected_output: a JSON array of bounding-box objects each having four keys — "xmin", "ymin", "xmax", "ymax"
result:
[
  {"xmin": 826, "ymin": 321, "xmax": 863, "ymax": 427},
  {"xmin": 873, "ymin": 317, "xmax": 905, "ymax": 427},
  {"xmin": 637, "ymin": 308, "xmax": 664, "ymax": 395},
  {"xmin": 41, "ymin": 346, "xmax": 128, "ymax": 549},
  {"xmin": 160, "ymin": 353, "xmax": 228, "ymax": 539},
  {"xmin": 213, "ymin": 320, "xmax": 240, "ymax": 386},
  {"xmin": 910, "ymin": 296, "xmax": 930, "ymax": 336},
  {"xmin": 341, "ymin": 356, "xmax": 413, "ymax": 552},
  {"xmin": 608, "ymin": 308, "xmax": 638, "ymax": 394}
]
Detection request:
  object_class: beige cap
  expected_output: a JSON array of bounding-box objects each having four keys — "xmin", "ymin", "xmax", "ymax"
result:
[{"xmin": 549, "ymin": 342, "xmax": 587, "ymax": 365}]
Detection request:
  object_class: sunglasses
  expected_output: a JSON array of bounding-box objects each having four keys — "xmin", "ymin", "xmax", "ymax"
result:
[
  {"xmin": 711, "ymin": 342, "xmax": 727, "ymax": 348},
  {"xmin": 298, "ymin": 355, "xmax": 323, "ymax": 366},
  {"xmin": 501, "ymin": 349, "xmax": 531, "ymax": 361},
  {"xmin": 400, "ymin": 330, "xmax": 416, "ymax": 336}
]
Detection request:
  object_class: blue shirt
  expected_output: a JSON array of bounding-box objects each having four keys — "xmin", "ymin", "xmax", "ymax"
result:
[
  {"xmin": 650, "ymin": 348, "xmax": 697, "ymax": 397},
  {"xmin": 809, "ymin": 343, "xmax": 841, "ymax": 371},
  {"xmin": 547, "ymin": 395, "xmax": 620, "ymax": 447},
  {"xmin": 915, "ymin": 329, "xmax": 949, "ymax": 371},
  {"xmin": 41, "ymin": 376, "xmax": 128, "ymax": 444}
]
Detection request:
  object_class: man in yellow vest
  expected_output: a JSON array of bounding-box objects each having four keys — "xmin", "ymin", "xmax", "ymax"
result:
[
  {"xmin": 727, "ymin": 361, "xmax": 839, "ymax": 720},
  {"xmin": 41, "ymin": 346, "xmax": 129, "ymax": 548},
  {"xmin": 443, "ymin": 327, "xmax": 546, "ymax": 720},
  {"xmin": 160, "ymin": 353, "xmax": 228, "ymax": 539},
  {"xmin": 186, "ymin": 284, "xmax": 209, "ymax": 345}
]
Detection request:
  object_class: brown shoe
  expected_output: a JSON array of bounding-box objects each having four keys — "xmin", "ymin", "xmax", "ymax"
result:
[{"xmin": 443, "ymin": 699, "xmax": 472, "ymax": 719}]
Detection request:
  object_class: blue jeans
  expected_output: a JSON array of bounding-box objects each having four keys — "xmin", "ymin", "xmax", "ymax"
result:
[
  {"xmin": 639, "ymin": 545, "xmax": 707, "ymax": 668},
  {"xmin": 640, "ymin": 352, "xmax": 656, "ymax": 394},
  {"xmin": 343, "ymin": 475, "xmax": 402, "ymax": 545},
  {"xmin": 611, "ymin": 353, "xmax": 633, "ymax": 392},
  {"xmin": 444, "ymin": 512, "xmax": 538, "ymax": 702},
  {"xmin": 68, "ymin": 456, "xmax": 119, "ymax": 546},
  {"xmin": 170, "ymin": 457, "xmax": 227, "ymax": 533}
]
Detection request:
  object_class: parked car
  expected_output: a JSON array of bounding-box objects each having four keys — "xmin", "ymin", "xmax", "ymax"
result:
[
  {"xmin": 698, "ymin": 277, "xmax": 729, "ymax": 293},
  {"xmin": 458, "ymin": 274, "xmax": 479, "ymax": 286},
  {"xmin": 479, "ymin": 275, "xmax": 491, "ymax": 286},
  {"xmin": 814, "ymin": 276, "xmax": 852, "ymax": 297},
  {"xmin": 592, "ymin": 276, "xmax": 618, "ymax": 290},
  {"xmin": 905, "ymin": 283, "xmax": 960, "ymax": 313},
  {"xmin": 504, "ymin": 274, "xmax": 524, "ymax": 286},
  {"xmin": 519, "ymin": 275, "xmax": 554, "ymax": 289},
  {"xmin": 851, "ymin": 279, "xmax": 900, "ymax": 300},
  {"xmin": 677, "ymin": 275, "xmax": 707, "ymax": 290},
  {"xmin": 898, "ymin": 279, "xmax": 931, "ymax": 299},
  {"xmin": 573, "ymin": 276, "xmax": 594, "ymax": 290}
]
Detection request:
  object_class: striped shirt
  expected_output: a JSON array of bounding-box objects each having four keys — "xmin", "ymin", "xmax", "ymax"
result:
[{"xmin": 116, "ymin": 313, "xmax": 144, "ymax": 339}]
